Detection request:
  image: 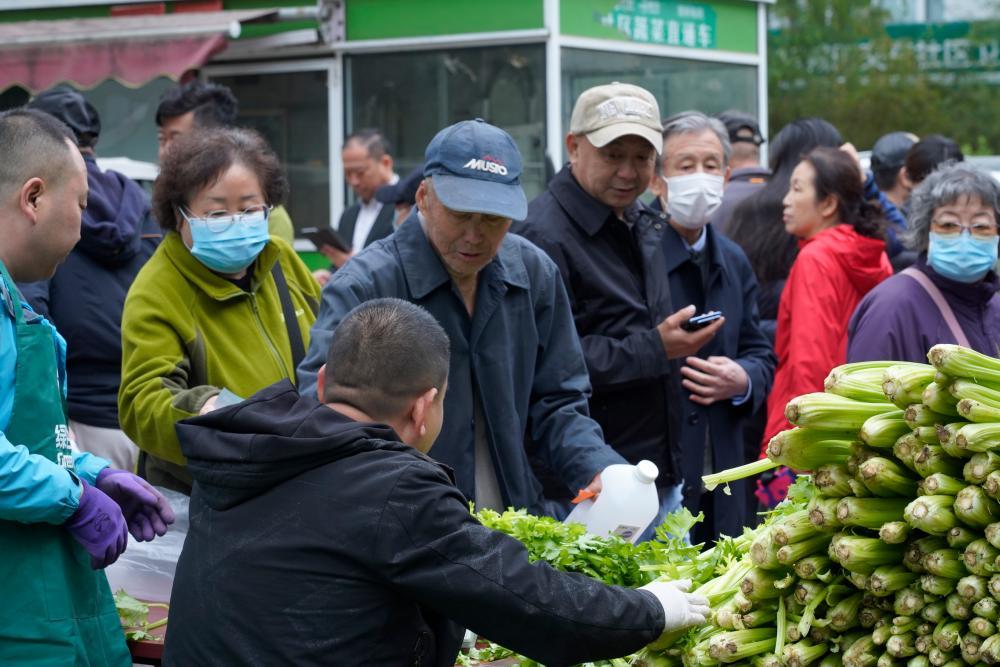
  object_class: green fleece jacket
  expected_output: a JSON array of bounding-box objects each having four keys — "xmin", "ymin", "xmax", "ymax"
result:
[{"xmin": 119, "ymin": 233, "xmax": 320, "ymax": 488}]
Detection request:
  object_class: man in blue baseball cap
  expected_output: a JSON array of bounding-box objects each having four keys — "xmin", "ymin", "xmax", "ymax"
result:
[{"xmin": 298, "ymin": 119, "xmax": 627, "ymax": 515}]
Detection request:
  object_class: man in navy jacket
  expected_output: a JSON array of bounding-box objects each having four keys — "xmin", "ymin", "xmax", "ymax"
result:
[
  {"xmin": 514, "ymin": 84, "xmax": 726, "ymax": 531},
  {"xmin": 648, "ymin": 111, "xmax": 775, "ymax": 541},
  {"xmin": 299, "ymin": 120, "xmax": 625, "ymax": 516}
]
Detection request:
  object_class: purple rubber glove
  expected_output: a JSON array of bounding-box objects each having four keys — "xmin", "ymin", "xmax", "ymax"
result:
[
  {"xmin": 65, "ymin": 479, "xmax": 129, "ymax": 570},
  {"xmin": 97, "ymin": 468, "xmax": 176, "ymax": 542}
]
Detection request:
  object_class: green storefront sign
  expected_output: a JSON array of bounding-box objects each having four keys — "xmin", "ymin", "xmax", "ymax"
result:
[
  {"xmin": 604, "ymin": 0, "xmax": 717, "ymax": 49},
  {"xmin": 561, "ymin": 0, "xmax": 757, "ymax": 54}
]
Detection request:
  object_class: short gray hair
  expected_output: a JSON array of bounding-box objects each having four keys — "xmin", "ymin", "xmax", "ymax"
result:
[
  {"xmin": 659, "ymin": 110, "xmax": 732, "ymax": 173},
  {"xmin": 903, "ymin": 162, "xmax": 1000, "ymax": 254}
]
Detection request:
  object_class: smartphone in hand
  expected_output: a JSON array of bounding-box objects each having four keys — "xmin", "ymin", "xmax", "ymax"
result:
[
  {"xmin": 681, "ymin": 310, "xmax": 723, "ymax": 332},
  {"xmin": 302, "ymin": 226, "xmax": 351, "ymax": 253}
]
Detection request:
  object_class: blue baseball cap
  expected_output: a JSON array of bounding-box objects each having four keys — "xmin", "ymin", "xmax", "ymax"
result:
[{"xmin": 423, "ymin": 119, "xmax": 528, "ymax": 221}]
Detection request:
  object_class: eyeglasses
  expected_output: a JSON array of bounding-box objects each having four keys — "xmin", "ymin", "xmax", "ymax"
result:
[
  {"xmin": 931, "ymin": 219, "xmax": 998, "ymax": 240},
  {"xmin": 180, "ymin": 204, "xmax": 272, "ymax": 234}
]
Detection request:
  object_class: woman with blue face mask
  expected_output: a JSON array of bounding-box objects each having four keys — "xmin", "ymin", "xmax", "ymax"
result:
[
  {"xmin": 848, "ymin": 162, "xmax": 1000, "ymax": 363},
  {"xmin": 119, "ymin": 128, "xmax": 321, "ymax": 493}
]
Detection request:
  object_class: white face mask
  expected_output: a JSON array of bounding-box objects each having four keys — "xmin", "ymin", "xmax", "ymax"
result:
[{"xmin": 662, "ymin": 173, "xmax": 725, "ymax": 230}]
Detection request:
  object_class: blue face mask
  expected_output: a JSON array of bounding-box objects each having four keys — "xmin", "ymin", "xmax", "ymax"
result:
[
  {"xmin": 928, "ymin": 231, "xmax": 999, "ymax": 284},
  {"xmin": 182, "ymin": 208, "xmax": 271, "ymax": 274}
]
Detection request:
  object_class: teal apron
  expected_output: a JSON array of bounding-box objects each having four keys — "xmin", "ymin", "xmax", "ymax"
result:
[{"xmin": 0, "ymin": 265, "xmax": 130, "ymax": 666}]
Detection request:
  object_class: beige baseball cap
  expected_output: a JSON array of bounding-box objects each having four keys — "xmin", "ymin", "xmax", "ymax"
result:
[{"xmin": 569, "ymin": 82, "xmax": 663, "ymax": 154}]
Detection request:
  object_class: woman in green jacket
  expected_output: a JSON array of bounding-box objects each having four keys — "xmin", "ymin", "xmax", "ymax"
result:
[{"xmin": 120, "ymin": 128, "xmax": 320, "ymax": 493}]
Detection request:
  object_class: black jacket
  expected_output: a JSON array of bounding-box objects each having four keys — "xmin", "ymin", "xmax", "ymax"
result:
[
  {"xmin": 513, "ymin": 166, "xmax": 681, "ymax": 486},
  {"xmin": 163, "ymin": 381, "xmax": 663, "ymax": 667},
  {"xmin": 655, "ymin": 213, "xmax": 776, "ymax": 538},
  {"xmin": 337, "ymin": 199, "xmax": 396, "ymax": 250},
  {"xmin": 17, "ymin": 156, "xmax": 160, "ymax": 428}
]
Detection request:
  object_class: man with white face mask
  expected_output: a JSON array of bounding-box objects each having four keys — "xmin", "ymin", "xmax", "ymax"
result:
[
  {"xmin": 647, "ymin": 111, "xmax": 775, "ymax": 542},
  {"xmin": 513, "ymin": 84, "xmax": 724, "ymax": 534}
]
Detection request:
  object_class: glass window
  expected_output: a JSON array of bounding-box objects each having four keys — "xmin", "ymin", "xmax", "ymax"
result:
[
  {"xmin": 212, "ymin": 69, "xmax": 330, "ymax": 235},
  {"xmin": 346, "ymin": 44, "xmax": 547, "ymax": 203},
  {"xmin": 561, "ymin": 47, "xmax": 758, "ymax": 160},
  {"xmin": 0, "ymin": 78, "xmax": 171, "ymax": 165}
]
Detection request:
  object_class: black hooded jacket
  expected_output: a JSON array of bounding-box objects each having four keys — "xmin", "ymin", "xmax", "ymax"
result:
[{"xmin": 163, "ymin": 381, "xmax": 663, "ymax": 666}]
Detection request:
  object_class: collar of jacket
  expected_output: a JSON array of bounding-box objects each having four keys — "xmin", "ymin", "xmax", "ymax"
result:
[
  {"xmin": 393, "ymin": 212, "xmax": 530, "ymax": 300},
  {"xmin": 161, "ymin": 231, "xmax": 281, "ymax": 301},
  {"xmin": 549, "ymin": 165, "xmax": 647, "ymax": 237},
  {"xmin": 661, "ymin": 220, "xmax": 725, "ymax": 274},
  {"xmin": 916, "ymin": 253, "xmax": 1000, "ymax": 310}
]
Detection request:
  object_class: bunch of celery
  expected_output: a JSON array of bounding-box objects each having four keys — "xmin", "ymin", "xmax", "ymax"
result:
[{"xmin": 688, "ymin": 346, "xmax": 1000, "ymax": 667}]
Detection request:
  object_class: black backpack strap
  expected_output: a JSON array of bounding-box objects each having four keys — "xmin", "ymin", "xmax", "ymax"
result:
[{"xmin": 270, "ymin": 261, "xmax": 305, "ymax": 383}]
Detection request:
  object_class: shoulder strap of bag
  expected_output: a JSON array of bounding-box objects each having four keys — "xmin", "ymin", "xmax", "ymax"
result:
[
  {"xmin": 270, "ymin": 261, "xmax": 305, "ymax": 382},
  {"xmin": 900, "ymin": 267, "xmax": 972, "ymax": 348}
]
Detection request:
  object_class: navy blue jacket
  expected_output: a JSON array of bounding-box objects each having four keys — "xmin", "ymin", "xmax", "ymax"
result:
[
  {"xmin": 659, "ymin": 218, "xmax": 775, "ymax": 538},
  {"xmin": 297, "ymin": 213, "xmax": 625, "ymax": 514},
  {"xmin": 18, "ymin": 156, "xmax": 160, "ymax": 429},
  {"xmin": 513, "ymin": 166, "xmax": 681, "ymax": 486}
]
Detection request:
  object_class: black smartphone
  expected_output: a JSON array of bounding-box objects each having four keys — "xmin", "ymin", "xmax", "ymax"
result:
[
  {"xmin": 302, "ymin": 226, "xmax": 351, "ymax": 253},
  {"xmin": 681, "ymin": 310, "xmax": 723, "ymax": 332}
]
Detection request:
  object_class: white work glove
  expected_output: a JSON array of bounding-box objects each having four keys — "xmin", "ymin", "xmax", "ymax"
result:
[{"xmin": 639, "ymin": 579, "xmax": 710, "ymax": 632}]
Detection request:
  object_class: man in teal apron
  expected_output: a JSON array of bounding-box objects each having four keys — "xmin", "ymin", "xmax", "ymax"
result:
[{"xmin": 0, "ymin": 108, "xmax": 175, "ymax": 665}]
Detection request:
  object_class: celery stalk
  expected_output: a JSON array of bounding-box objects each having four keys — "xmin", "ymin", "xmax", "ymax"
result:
[
  {"xmin": 859, "ymin": 457, "xmax": 919, "ymax": 497},
  {"xmin": 861, "ymin": 410, "xmax": 912, "ymax": 448},
  {"xmin": 785, "ymin": 393, "xmax": 897, "ymax": 431},
  {"xmin": 778, "ymin": 534, "xmax": 831, "ymax": 566},
  {"xmin": 955, "ymin": 422, "xmax": 1000, "ymax": 453},
  {"xmin": 945, "ymin": 525, "xmax": 977, "ymax": 550},
  {"xmin": 944, "ymin": 592, "xmax": 971, "ymax": 620},
  {"xmin": 883, "ymin": 364, "xmax": 937, "ymax": 408},
  {"xmin": 880, "ymin": 521, "xmax": 910, "ymax": 545},
  {"xmin": 927, "ymin": 344, "xmax": 1000, "ymax": 385},
  {"xmin": 815, "ymin": 464, "xmax": 855, "ymax": 497},
  {"xmin": 869, "ymin": 566, "xmax": 920, "ymax": 597},
  {"xmin": 893, "ymin": 587, "xmax": 926, "ymax": 617},
  {"xmin": 913, "ymin": 445, "xmax": 965, "ymax": 479},
  {"xmin": 904, "ymin": 496, "xmax": 959, "ymax": 536},
  {"xmin": 954, "ymin": 485, "xmax": 1000, "ymax": 529},
  {"xmin": 922, "ymin": 548, "xmax": 966, "ymax": 579},
  {"xmin": 766, "ymin": 428, "xmax": 855, "ymax": 470},
  {"xmin": 950, "ymin": 378, "xmax": 1000, "ymax": 410},
  {"xmin": 958, "ymin": 398, "xmax": 1000, "ymax": 424},
  {"xmin": 957, "ymin": 574, "xmax": 989, "ymax": 602},
  {"xmin": 963, "ymin": 538, "xmax": 1000, "ymax": 576},
  {"xmin": 974, "ymin": 596, "xmax": 1000, "ymax": 621},
  {"xmin": 773, "ymin": 510, "xmax": 820, "ymax": 545},
  {"xmin": 837, "ymin": 497, "xmax": 909, "ymax": 530},
  {"xmin": 964, "ymin": 451, "xmax": 1000, "ymax": 484},
  {"xmin": 923, "ymin": 380, "xmax": 960, "ymax": 416},
  {"xmin": 918, "ymin": 473, "xmax": 965, "ymax": 497},
  {"xmin": 904, "ymin": 403, "xmax": 949, "ymax": 429}
]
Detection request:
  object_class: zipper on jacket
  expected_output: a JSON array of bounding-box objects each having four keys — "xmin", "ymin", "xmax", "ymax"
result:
[{"xmin": 248, "ymin": 293, "xmax": 289, "ymax": 379}]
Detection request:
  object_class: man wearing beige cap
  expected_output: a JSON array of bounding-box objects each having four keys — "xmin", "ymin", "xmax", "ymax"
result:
[{"xmin": 514, "ymin": 83, "xmax": 722, "ymax": 537}]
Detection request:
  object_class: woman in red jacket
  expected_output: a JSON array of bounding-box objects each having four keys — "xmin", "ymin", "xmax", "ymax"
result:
[{"xmin": 763, "ymin": 146, "xmax": 893, "ymax": 445}]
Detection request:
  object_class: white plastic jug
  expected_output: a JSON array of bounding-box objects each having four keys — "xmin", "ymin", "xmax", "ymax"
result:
[{"xmin": 564, "ymin": 460, "xmax": 659, "ymax": 543}]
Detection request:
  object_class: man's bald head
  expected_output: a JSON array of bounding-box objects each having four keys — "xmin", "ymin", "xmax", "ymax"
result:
[{"xmin": 0, "ymin": 108, "xmax": 78, "ymax": 201}]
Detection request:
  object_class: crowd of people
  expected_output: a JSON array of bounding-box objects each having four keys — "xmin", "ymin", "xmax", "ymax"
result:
[{"xmin": 0, "ymin": 75, "xmax": 997, "ymax": 665}]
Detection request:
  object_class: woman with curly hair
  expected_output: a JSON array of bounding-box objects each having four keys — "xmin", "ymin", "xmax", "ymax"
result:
[{"xmin": 119, "ymin": 128, "xmax": 320, "ymax": 493}]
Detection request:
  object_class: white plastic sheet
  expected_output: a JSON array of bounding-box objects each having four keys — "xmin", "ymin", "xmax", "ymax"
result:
[{"xmin": 104, "ymin": 487, "xmax": 189, "ymax": 603}]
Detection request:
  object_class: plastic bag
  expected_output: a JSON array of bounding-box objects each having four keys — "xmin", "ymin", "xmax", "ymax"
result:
[{"xmin": 104, "ymin": 486, "xmax": 189, "ymax": 603}]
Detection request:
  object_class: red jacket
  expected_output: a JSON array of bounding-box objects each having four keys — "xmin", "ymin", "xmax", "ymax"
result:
[{"xmin": 763, "ymin": 225, "xmax": 893, "ymax": 450}]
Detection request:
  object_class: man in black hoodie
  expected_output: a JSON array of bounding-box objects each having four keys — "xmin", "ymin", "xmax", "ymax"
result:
[
  {"xmin": 165, "ymin": 298, "xmax": 707, "ymax": 666},
  {"xmin": 18, "ymin": 86, "xmax": 160, "ymax": 471}
]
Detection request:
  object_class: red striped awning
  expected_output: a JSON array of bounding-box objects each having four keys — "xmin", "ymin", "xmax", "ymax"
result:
[{"xmin": 0, "ymin": 10, "xmax": 278, "ymax": 93}]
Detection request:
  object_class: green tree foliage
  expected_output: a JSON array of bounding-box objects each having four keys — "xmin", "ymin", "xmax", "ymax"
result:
[{"xmin": 768, "ymin": 0, "xmax": 1000, "ymax": 153}]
